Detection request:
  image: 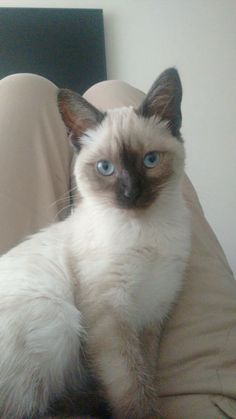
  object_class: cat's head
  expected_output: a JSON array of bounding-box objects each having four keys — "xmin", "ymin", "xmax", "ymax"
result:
[{"xmin": 58, "ymin": 68, "xmax": 185, "ymax": 210}]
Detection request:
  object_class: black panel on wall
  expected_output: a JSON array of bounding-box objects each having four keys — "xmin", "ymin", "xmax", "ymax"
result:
[{"xmin": 0, "ymin": 8, "xmax": 107, "ymax": 93}]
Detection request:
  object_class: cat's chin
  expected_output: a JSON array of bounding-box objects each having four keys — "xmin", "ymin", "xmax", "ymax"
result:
[
  {"xmin": 116, "ymin": 201, "xmax": 156, "ymax": 211},
  {"xmin": 115, "ymin": 195, "xmax": 158, "ymax": 211}
]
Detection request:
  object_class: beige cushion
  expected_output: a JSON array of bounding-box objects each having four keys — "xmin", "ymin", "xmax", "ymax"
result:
[{"xmin": 158, "ymin": 175, "xmax": 236, "ymax": 418}]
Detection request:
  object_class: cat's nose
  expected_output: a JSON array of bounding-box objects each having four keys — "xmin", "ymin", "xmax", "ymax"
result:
[
  {"xmin": 116, "ymin": 182, "xmax": 142, "ymax": 208},
  {"xmin": 123, "ymin": 184, "xmax": 141, "ymax": 200},
  {"xmin": 120, "ymin": 177, "xmax": 142, "ymax": 201},
  {"xmin": 117, "ymin": 171, "xmax": 142, "ymax": 207}
]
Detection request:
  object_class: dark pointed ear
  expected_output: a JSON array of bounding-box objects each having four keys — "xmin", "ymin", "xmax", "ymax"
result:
[
  {"xmin": 57, "ymin": 89, "xmax": 105, "ymax": 150},
  {"xmin": 137, "ymin": 68, "xmax": 182, "ymax": 138}
]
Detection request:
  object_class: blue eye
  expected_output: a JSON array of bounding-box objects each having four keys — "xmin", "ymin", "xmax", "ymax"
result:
[
  {"xmin": 96, "ymin": 160, "xmax": 115, "ymax": 176},
  {"xmin": 143, "ymin": 151, "xmax": 160, "ymax": 168}
]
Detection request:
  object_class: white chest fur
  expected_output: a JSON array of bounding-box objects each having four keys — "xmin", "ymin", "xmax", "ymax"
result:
[{"xmin": 71, "ymin": 197, "xmax": 190, "ymax": 329}]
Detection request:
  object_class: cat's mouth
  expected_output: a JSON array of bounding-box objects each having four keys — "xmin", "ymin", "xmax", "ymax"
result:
[{"xmin": 116, "ymin": 189, "xmax": 157, "ymax": 210}]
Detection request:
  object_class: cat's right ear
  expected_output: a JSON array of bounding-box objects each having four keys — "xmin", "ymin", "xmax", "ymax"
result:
[
  {"xmin": 136, "ymin": 68, "xmax": 182, "ymax": 138},
  {"xmin": 57, "ymin": 89, "xmax": 105, "ymax": 151}
]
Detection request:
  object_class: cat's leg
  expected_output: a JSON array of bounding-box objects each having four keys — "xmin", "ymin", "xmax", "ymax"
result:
[
  {"xmin": 88, "ymin": 316, "xmax": 161, "ymax": 419},
  {"xmin": 0, "ymin": 285, "xmax": 85, "ymax": 419},
  {"xmin": 139, "ymin": 323, "xmax": 162, "ymax": 372}
]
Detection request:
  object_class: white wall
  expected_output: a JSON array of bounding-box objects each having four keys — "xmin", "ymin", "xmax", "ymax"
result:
[{"xmin": 2, "ymin": 0, "xmax": 236, "ymax": 275}]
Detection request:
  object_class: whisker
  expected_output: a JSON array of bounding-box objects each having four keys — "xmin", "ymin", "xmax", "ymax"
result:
[
  {"xmin": 49, "ymin": 196, "xmax": 71, "ymax": 209},
  {"xmin": 53, "ymin": 203, "xmax": 73, "ymax": 222},
  {"xmin": 48, "ymin": 186, "xmax": 78, "ymax": 210}
]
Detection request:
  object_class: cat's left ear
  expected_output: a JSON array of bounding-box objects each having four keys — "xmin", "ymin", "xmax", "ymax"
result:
[
  {"xmin": 137, "ymin": 68, "xmax": 182, "ymax": 138},
  {"xmin": 58, "ymin": 89, "xmax": 105, "ymax": 150}
]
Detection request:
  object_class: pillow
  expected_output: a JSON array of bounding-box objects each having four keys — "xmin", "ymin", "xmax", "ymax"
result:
[{"xmin": 158, "ymin": 176, "xmax": 236, "ymax": 418}]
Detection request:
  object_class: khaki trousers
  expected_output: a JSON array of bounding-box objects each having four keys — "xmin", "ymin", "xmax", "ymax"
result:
[{"xmin": 0, "ymin": 74, "xmax": 235, "ymax": 419}]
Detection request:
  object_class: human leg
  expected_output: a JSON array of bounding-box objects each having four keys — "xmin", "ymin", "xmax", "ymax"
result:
[
  {"xmin": 83, "ymin": 79, "xmax": 145, "ymax": 110},
  {"xmin": 0, "ymin": 74, "xmax": 73, "ymax": 254}
]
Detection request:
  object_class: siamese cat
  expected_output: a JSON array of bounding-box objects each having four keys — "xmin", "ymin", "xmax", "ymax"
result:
[{"xmin": 0, "ymin": 68, "xmax": 191, "ymax": 419}]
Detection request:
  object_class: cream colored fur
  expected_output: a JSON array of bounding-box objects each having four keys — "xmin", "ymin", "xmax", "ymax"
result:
[{"xmin": 0, "ymin": 73, "xmax": 191, "ymax": 419}]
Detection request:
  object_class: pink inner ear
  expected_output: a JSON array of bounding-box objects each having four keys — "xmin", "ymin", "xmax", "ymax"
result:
[{"xmin": 60, "ymin": 102, "xmax": 90, "ymax": 137}]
